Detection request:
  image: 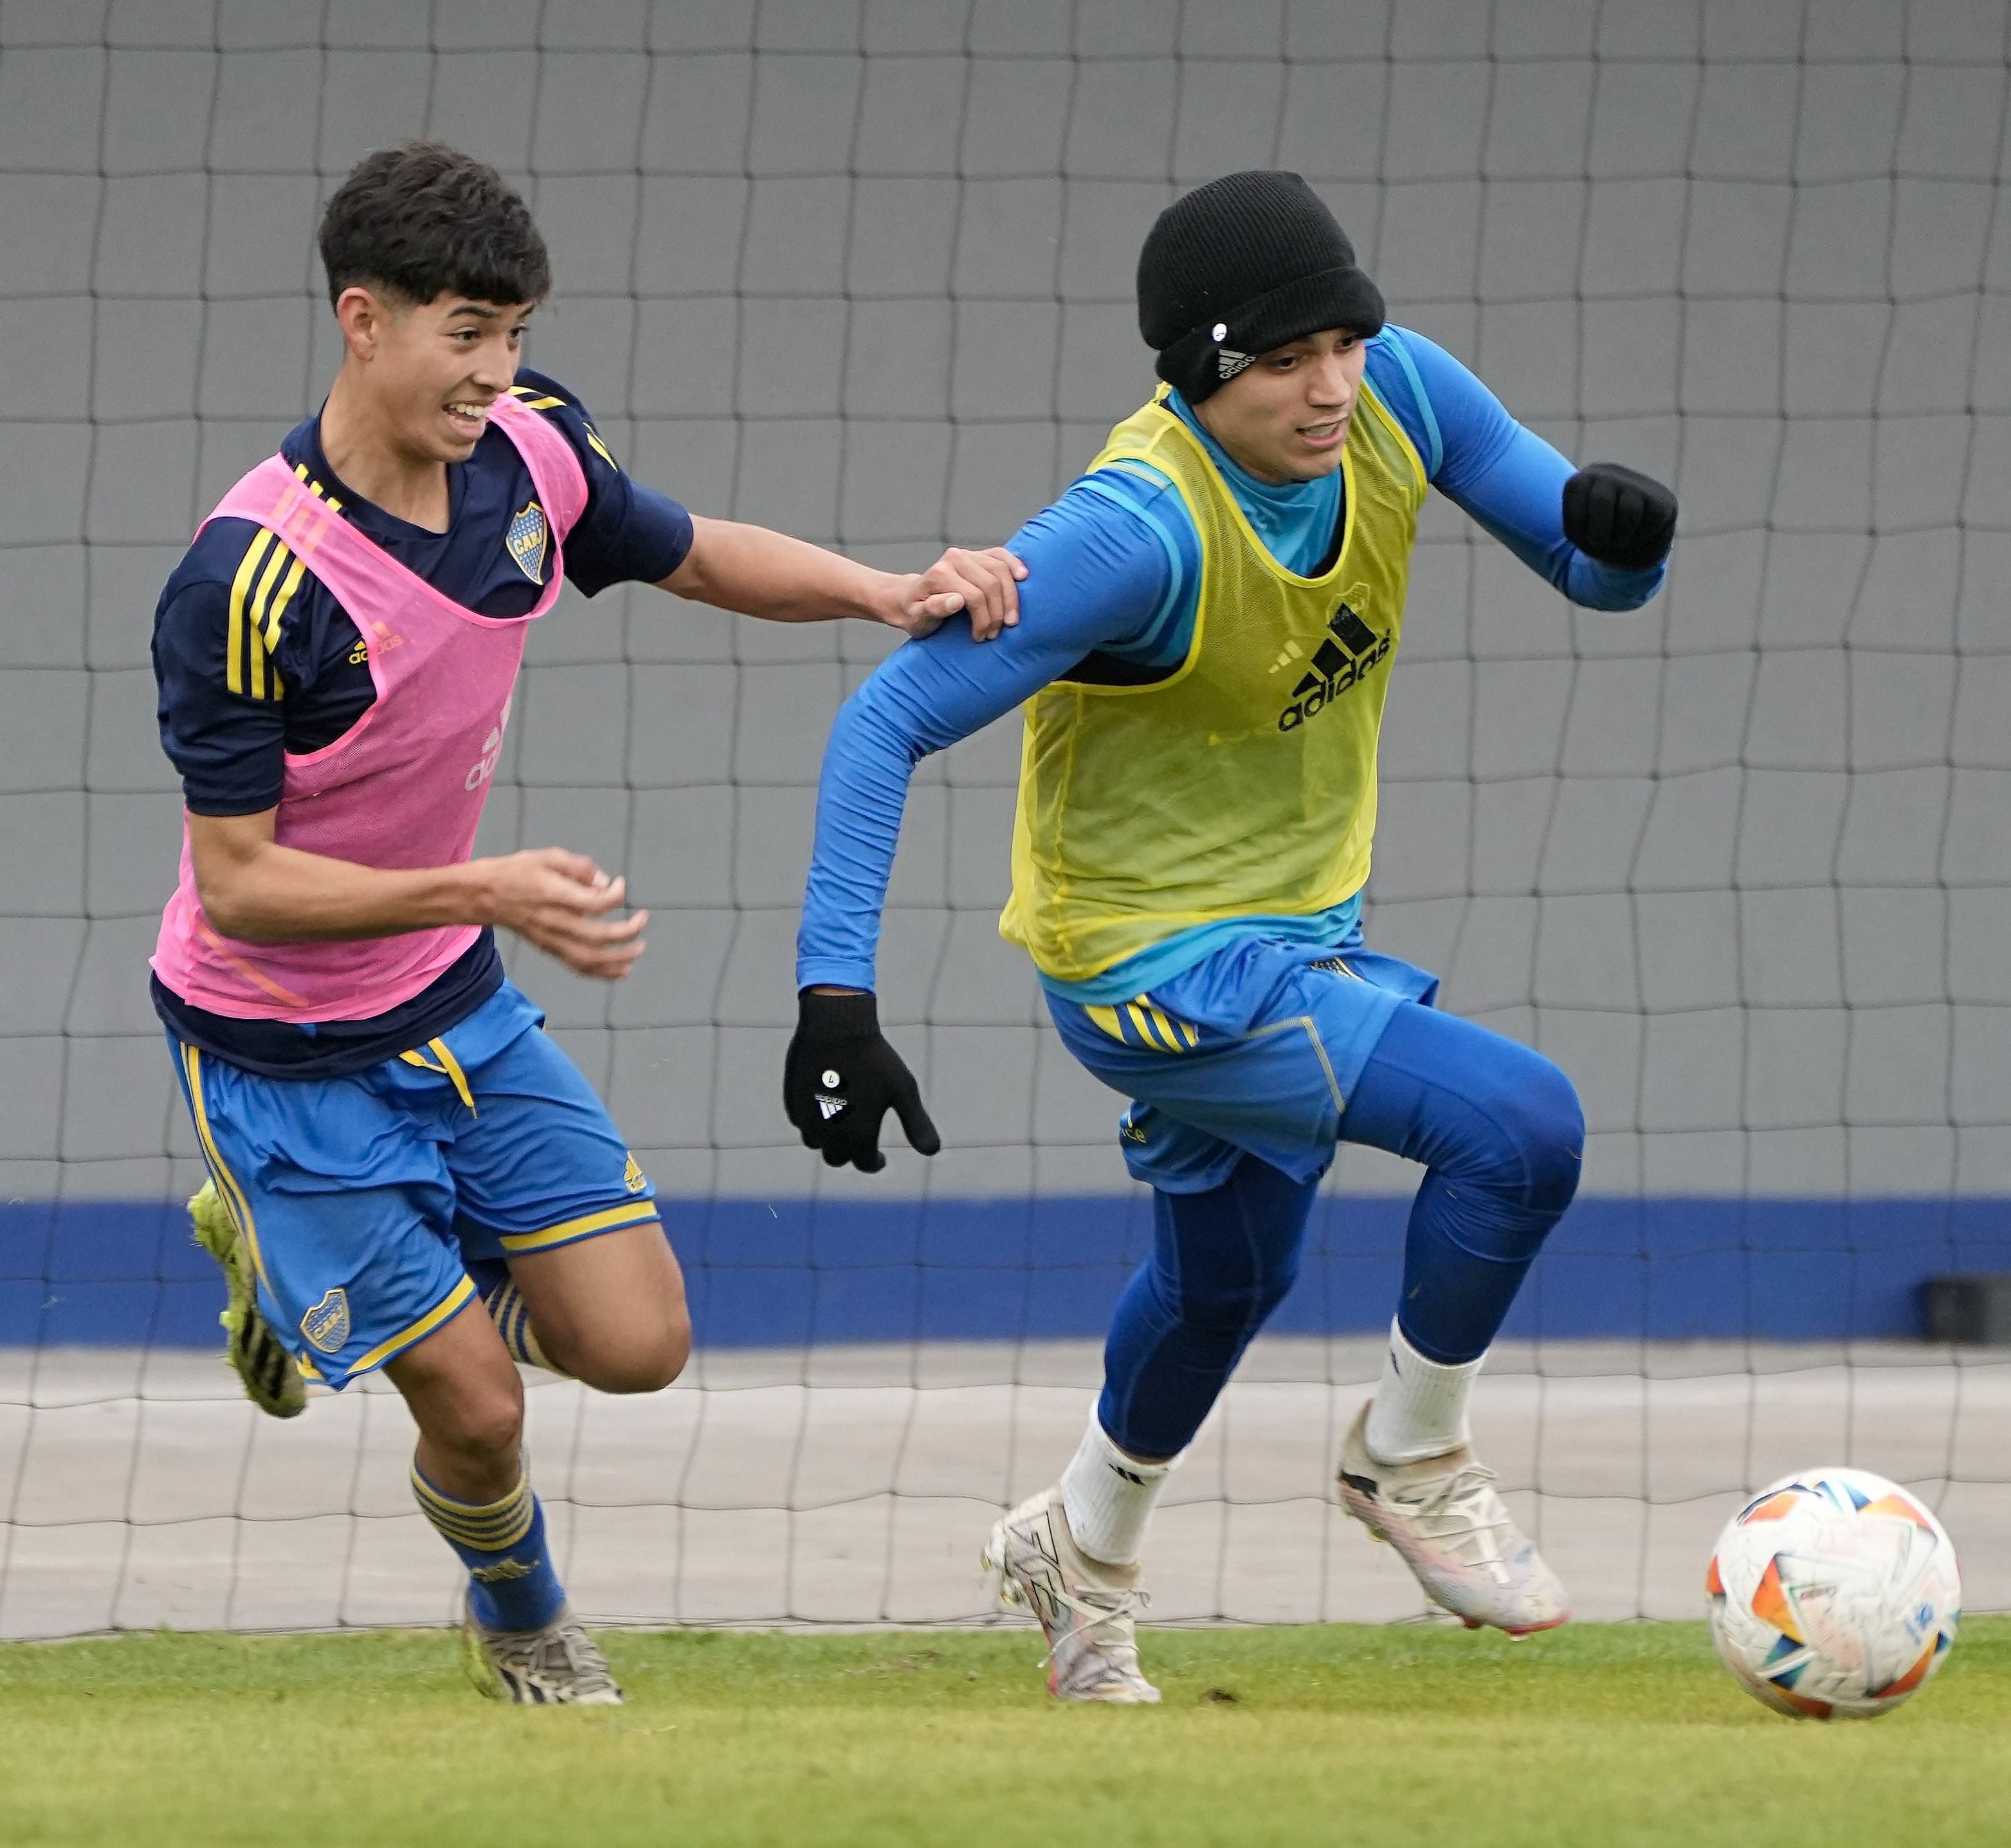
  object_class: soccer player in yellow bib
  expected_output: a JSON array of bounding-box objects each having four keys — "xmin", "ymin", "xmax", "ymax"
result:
[{"xmin": 785, "ymin": 173, "xmax": 1676, "ymax": 1700}]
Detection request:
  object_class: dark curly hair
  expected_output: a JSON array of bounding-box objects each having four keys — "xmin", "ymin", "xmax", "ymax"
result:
[{"xmin": 318, "ymin": 141, "xmax": 551, "ymax": 312}]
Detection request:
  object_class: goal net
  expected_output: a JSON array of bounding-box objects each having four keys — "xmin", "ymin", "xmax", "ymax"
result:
[{"xmin": 5, "ymin": 0, "xmax": 2010, "ymax": 1637}]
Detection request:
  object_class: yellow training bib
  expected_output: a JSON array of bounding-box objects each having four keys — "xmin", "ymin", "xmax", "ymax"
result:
[{"xmin": 1000, "ymin": 382, "xmax": 1427, "ymax": 983}]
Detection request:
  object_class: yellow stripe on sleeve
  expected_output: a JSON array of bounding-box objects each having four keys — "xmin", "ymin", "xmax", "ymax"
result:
[
  {"xmin": 262, "ymin": 552, "xmax": 306, "ymax": 654},
  {"xmin": 246, "ymin": 535, "xmax": 293, "ymax": 701},
  {"xmin": 225, "ymin": 531, "xmax": 275, "ymax": 696}
]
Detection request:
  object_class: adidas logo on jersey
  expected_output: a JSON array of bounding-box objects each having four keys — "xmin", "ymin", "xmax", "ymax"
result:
[
  {"xmin": 1277, "ymin": 600, "xmax": 1390, "ymax": 732},
  {"xmin": 464, "ymin": 695, "xmax": 514, "ymax": 791}
]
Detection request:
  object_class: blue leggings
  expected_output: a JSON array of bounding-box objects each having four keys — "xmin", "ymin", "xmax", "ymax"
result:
[{"xmin": 1098, "ymin": 1002, "xmax": 1585, "ymax": 1459}]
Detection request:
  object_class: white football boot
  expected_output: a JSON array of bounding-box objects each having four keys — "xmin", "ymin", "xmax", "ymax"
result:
[
  {"xmin": 983, "ymin": 1487, "xmax": 1160, "ymax": 1703},
  {"xmin": 1336, "ymin": 1402, "xmax": 1569, "ymax": 1635},
  {"xmin": 460, "ymin": 1595, "xmax": 624, "ymax": 1705}
]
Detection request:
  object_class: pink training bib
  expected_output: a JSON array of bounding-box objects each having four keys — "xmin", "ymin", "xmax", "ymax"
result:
[{"xmin": 152, "ymin": 393, "xmax": 588, "ymax": 1023}]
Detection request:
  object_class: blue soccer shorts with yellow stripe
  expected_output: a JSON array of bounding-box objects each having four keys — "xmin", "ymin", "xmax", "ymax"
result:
[
  {"xmin": 168, "ymin": 982, "xmax": 659, "ymax": 1389},
  {"xmin": 1045, "ymin": 928, "xmax": 1441, "ymax": 1194}
]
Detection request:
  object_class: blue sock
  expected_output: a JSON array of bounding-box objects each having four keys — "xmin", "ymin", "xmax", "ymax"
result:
[
  {"xmin": 411, "ymin": 1458, "xmax": 567, "ymax": 1633},
  {"xmin": 1098, "ymin": 1155, "xmax": 1319, "ymax": 1459},
  {"xmin": 1340, "ymin": 1002, "xmax": 1585, "ymax": 1364}
]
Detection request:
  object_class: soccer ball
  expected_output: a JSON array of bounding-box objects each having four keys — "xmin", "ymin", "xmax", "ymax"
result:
[{"xmin": 1705, "ymin": 1468, "xmax": 1960, "ymax": 1719}]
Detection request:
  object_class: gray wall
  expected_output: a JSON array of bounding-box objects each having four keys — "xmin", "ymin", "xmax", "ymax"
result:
[{"xmin": 1, "ymin": 0, "xmax": 2007, "ymax": 1206}]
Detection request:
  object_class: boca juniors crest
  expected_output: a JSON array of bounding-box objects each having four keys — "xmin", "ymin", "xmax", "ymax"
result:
[
  {"xmin": 301, "ymin": 1287, "xmax": 351, "ymax": 1355},
  {"xmin": 506, "ymin": 501, "xmax": 549, "ymax": 584}
]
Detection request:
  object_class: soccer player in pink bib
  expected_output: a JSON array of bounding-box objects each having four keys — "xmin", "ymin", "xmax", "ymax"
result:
[{"xmin": 150, "ymin": 142, "xmax": 1022, "ymax": 1704}]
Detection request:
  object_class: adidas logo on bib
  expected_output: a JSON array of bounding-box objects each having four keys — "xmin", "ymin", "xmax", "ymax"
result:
[{"xmin": 1277, "ymin": 599, "xmax": 1390, "ymax": 732}]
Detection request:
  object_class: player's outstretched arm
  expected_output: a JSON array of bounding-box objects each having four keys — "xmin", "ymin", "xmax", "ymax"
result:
[
  {"xmin": 658, "ymin": 515, "xmax": 1027, "ymax": 641},
  {"xmin": 784, "ymin": 491, "xmax": 1176, "ymax": 1173},
  {"xmin": 1389, "ymin": 326, "xmax": 1675, "ymax": 608},
  {"xmin": 187, "ymin": 809, "xmax": 647, "ymax": 981},
  {"xmin": 506, "ymin": 367, "xmax": 1024, "ymax": 640}
]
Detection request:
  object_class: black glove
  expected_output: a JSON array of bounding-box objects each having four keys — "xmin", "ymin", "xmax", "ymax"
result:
[
  {"xmin": 783, "ymin": 989, "xmax": 940, "ymax": 1174},
  {"xmin": 1562, "ymin": 461, "xmax": 1677, "ymax": 572}
]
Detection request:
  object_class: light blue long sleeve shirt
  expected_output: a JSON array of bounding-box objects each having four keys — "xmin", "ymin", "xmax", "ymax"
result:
[{"xmin": 797, "ymin": 326, "xmax": 1668, "ymax": 1000}]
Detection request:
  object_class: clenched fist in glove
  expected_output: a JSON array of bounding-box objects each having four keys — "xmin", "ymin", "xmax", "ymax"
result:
[
  {"xmin": 1562, "ymin": 461, "xmax": 1677, "ymax": 573},
  {"xmin": 784, "ymin": 989, "xmax": 940, "ymax": 1174}
]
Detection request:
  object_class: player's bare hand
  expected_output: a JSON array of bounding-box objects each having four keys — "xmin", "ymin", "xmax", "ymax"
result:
[
  {"xmin": 475, "ymin": 848, "xmax": 648, "ymax": 981},
  {"xmin": 884, "ymin": 546, "xmax": 1027, "ymax": 641}
]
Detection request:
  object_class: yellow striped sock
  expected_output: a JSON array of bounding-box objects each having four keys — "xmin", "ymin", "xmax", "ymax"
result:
[
  {"xmin": 482, "ymin": 1278, "xmax": 570, "ymax": 1377},
  {"xmin": 410, "ymin": 1463, "xmax": 536, "ymax": 1553}
]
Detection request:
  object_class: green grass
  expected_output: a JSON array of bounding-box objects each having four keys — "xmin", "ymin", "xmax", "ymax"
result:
[{"xmin": 1, "ymin": 1620, "xmax": 2006, "ymax": 1847}]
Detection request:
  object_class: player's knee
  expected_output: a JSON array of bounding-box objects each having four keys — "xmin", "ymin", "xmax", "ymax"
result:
[
  {"xmin": 427, "ymin": 1385, "xmax": 524, "ymax": 1465},
  {"xmin": 621, "ymin": 1312, "xmax": 690, "ymax": 1393},
  {"xmin": 1495, "ymin": 1053, "xmax": 1585, "ymax": 1218},
  {"xmin": 569, "ymin": 1308, "xmax": 690, "ymax": 1395}
]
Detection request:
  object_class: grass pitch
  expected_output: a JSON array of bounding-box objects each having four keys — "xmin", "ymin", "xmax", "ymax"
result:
[{"xmin": 1, "ymin": 1620, "xmax": 2006, "ymax": 1847}]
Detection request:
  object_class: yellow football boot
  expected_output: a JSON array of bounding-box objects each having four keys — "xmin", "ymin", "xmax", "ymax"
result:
[{"xmin": 188, "ymin": 1180, "xmax": 305, "ymax": 1419}]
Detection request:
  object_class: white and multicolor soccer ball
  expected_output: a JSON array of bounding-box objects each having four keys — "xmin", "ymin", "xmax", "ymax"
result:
[{"xmin": 1706, "ymin": 1468, "xmax": 1960, "ymax": 1720}]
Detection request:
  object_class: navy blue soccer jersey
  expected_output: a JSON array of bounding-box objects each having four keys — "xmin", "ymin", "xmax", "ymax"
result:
[
  {"xmin": 153, "ymin": 367, "xmax": 691, "ymax": 814},
  {"xmin": 150, "ymin": 367, "xmax": 694, "ymax": 1077}
]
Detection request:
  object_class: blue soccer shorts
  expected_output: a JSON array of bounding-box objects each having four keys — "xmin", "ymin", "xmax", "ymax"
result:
[
  {"xmin": 1044, "ymin": 928, "xmax": 1441, "ymax": 1194},
  {"xmin": 167, "ymin": 982, "xmax": 659, "ymax": 1389}
]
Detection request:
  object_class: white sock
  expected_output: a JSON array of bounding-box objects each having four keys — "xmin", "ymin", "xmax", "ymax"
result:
[
  {"xmin": 1364, "ymin": 1319, "xmax": 1484, "ymax": 1465},
  {"xmin": 1058, "ymin": 1409, "xmax": 1174, "ymax": 1568}
]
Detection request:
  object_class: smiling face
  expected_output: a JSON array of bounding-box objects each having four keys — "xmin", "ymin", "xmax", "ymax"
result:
[
  {"xmin": 1192, "ymin": 327, "xmax": 1369, "ymax": 486},
  {"xmin": 333, "ymin": 287, "xmax": 534, "ymax": 466}
]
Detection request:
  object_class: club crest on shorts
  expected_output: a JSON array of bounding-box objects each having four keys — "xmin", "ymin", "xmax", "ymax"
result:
[
  {"xmin": 300, "ymin": 1287, "xmax": 351, "ymax": 1355},
  {"xmin": 506, "ymin": 501, "xmax": 549, "ymax": 583}
]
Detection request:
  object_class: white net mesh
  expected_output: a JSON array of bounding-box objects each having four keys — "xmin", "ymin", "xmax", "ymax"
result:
[{"xmin": 4, "ymin": 0, "xmax": 2011, "ymax": 1636}]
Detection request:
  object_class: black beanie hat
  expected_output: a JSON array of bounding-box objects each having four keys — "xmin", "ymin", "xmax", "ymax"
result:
[{"xmin": 1137, "ymin": 170, "xmax": 1385, "ymax": 404}]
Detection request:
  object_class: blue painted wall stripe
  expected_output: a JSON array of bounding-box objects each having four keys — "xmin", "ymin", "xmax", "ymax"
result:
[{"xmin": 5, "ymin": 1197, "xmax": 2010, "ymax": 1351}]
